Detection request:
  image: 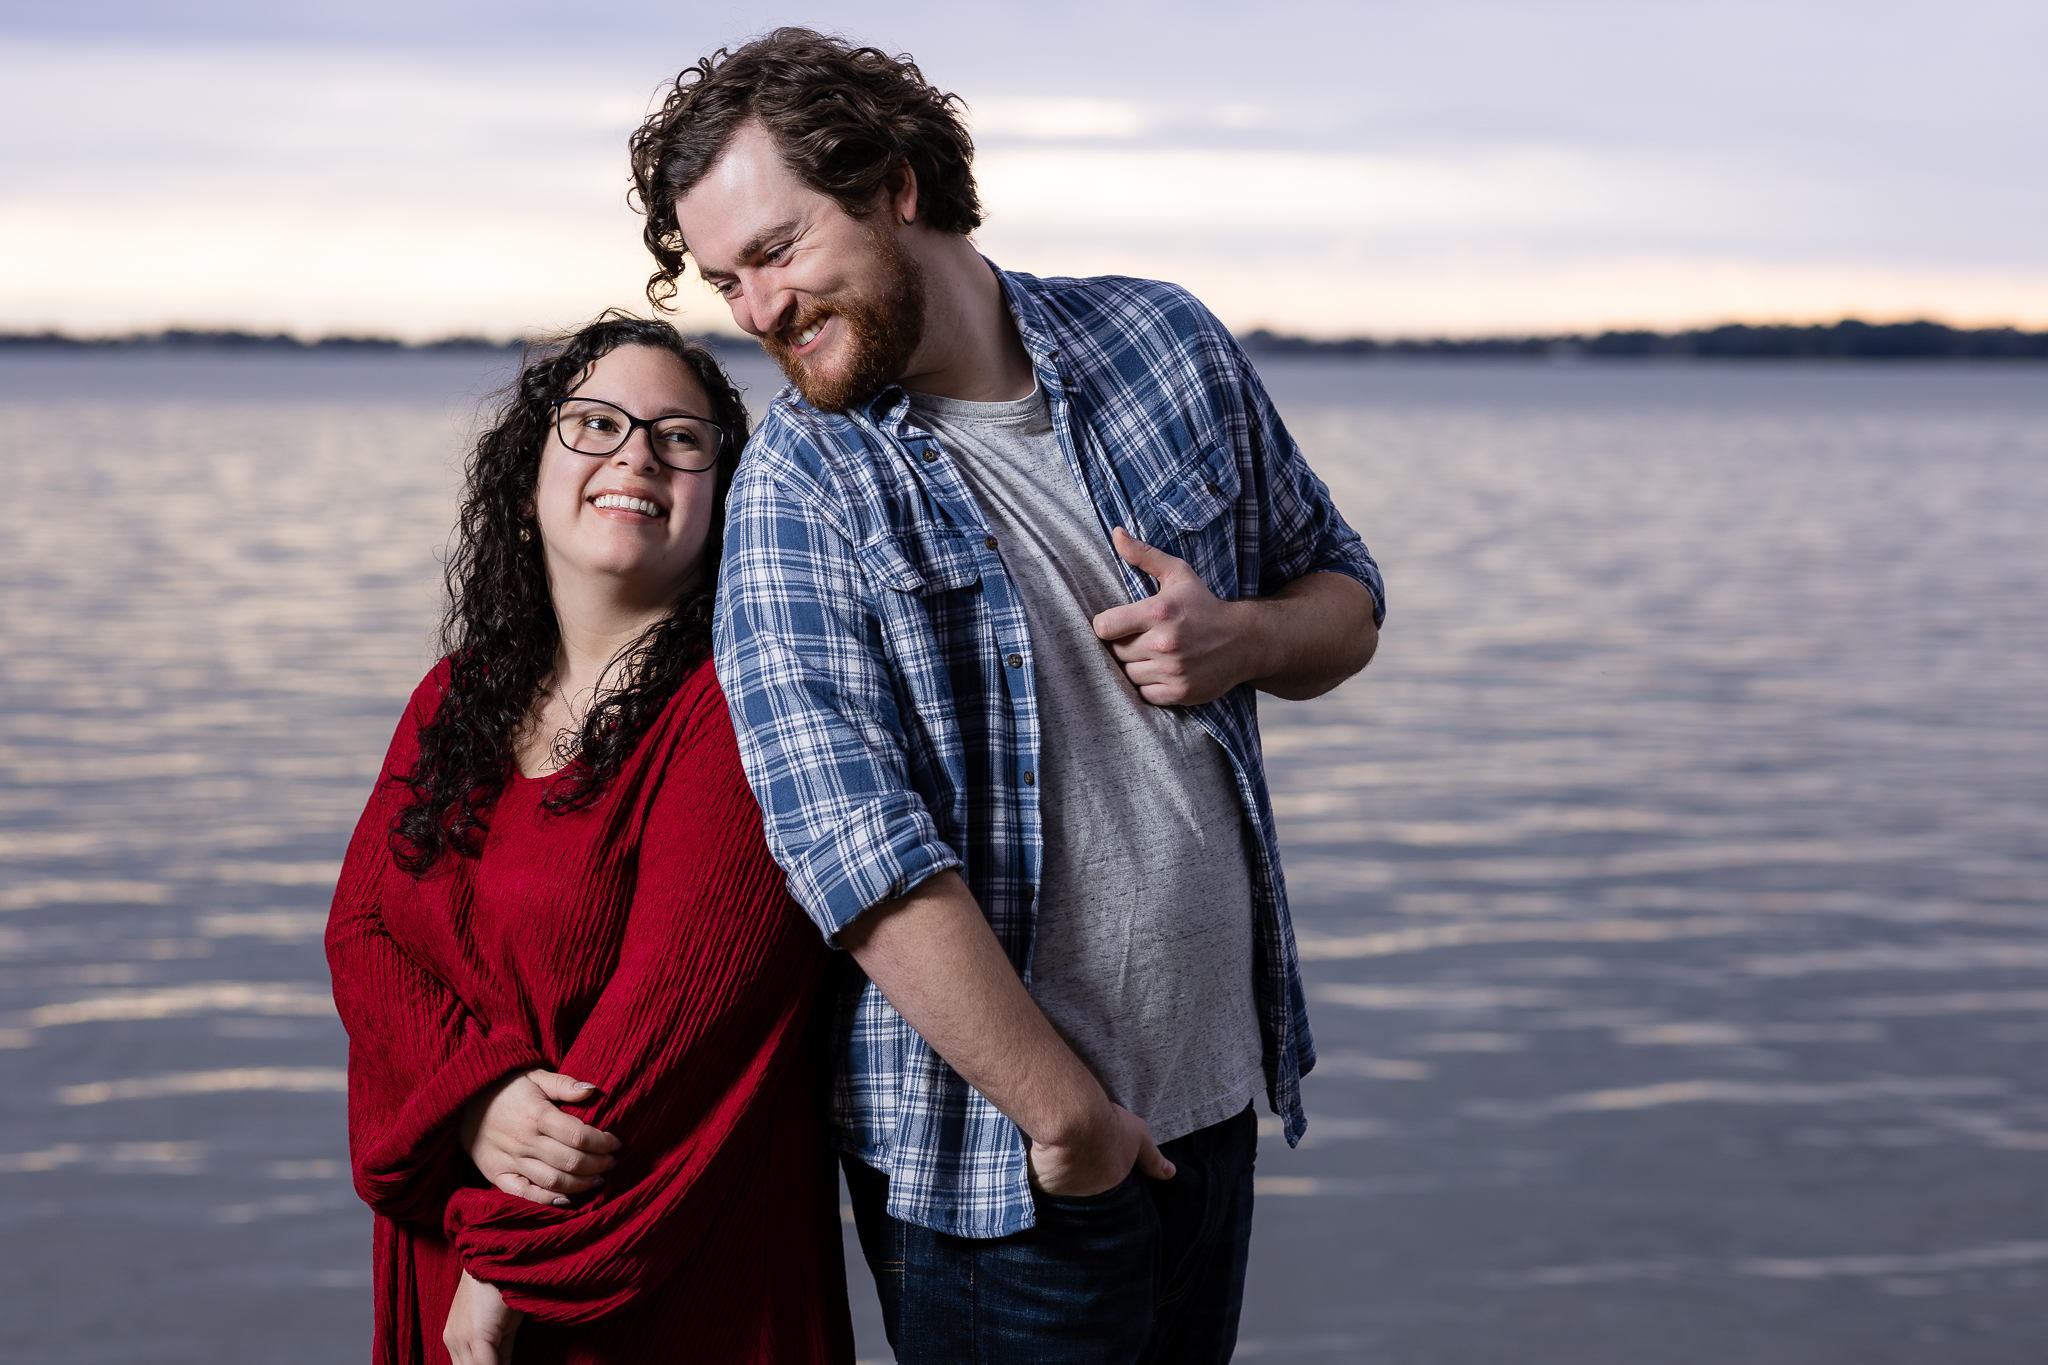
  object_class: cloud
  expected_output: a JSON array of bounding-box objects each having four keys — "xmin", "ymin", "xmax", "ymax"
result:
[{"xmin": 5, "ymin": 7, "xmax": 2047, "ymax": 337}]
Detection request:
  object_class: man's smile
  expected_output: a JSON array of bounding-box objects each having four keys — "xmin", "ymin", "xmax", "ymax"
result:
[{"xmin": 786, "ymin": 315, "xmax": 829, "ymax": 353}]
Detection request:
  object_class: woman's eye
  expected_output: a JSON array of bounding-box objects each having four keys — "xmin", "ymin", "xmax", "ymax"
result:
[
  {"xmin": 660, "ymin": 428, "xmax": 701, "ymax": 448},
  {"xmin": 582, "ymin": 416, "xmax": 620, "ymax": 433}
]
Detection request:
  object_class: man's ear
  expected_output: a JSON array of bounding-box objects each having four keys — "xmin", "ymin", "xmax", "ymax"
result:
[{"xmin": 884, "ymin": 159, "xmax": 920, "ymax": 226}]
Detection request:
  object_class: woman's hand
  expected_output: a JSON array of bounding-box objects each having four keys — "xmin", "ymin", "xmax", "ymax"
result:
[
  {"xmin": 444, "ymin": 1270, "xmax": 524, "ymax": 1365},
  {"xmin": 462, "ymin": 1068, "xmax": 621, "ymax": 1208}
]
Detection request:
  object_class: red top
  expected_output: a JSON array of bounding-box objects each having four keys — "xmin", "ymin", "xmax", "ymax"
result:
[{"xmin": 327, "ymin": 657, "xmax": 853, "ymax": 1364}]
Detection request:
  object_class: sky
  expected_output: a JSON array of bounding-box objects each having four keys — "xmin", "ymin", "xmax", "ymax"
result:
[{"xmin": 3, "ymin": 0, "xmax": 2044, "ymax": 339}]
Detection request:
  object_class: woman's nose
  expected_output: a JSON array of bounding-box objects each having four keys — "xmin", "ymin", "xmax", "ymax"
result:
[{"xmin": 613, "ymin": 429, "xmax": 662, "ymax": 470}]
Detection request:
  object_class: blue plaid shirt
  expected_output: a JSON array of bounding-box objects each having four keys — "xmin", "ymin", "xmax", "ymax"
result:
[{"xmin": 713, "ymin": 266, "xmax": 1384, "ymax": 1238}]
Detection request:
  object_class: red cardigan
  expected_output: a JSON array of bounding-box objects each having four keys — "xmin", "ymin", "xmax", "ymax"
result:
[{"xmin": 326, "ymin": 657, "xmax": 853, "ymax": 1364}]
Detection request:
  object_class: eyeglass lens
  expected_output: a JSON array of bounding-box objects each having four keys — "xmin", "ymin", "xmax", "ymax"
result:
[{"xmin": 556, "ymin": 398, "xmax": 721, "ymax": 471}]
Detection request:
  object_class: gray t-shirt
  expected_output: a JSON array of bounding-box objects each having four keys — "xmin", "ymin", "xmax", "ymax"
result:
[{"xmin": 906, "ymin": 385, "xmax": 1264, "ymax": 1143}]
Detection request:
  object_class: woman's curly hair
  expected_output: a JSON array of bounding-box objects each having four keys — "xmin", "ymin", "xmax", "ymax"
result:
[
  {"xmin": 389, "ymin": 311, "xmax": 749, "ymax": 876},
  {"xmin": 629, "ymin": 27, "xmax": 982, "ymax": 313}
]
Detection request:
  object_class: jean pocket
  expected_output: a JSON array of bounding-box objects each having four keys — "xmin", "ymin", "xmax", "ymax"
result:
[{"xmin": 1036, "ymin": 1170, "xmax": 1141, "ymax": 1212}]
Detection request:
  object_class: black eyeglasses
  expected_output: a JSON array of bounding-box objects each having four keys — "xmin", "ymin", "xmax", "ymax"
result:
[{"xmin": 551, "ymin": 397, "xmax": 728, "ymax": 473}]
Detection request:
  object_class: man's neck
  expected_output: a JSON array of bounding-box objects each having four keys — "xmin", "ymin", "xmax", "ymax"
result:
[{"xmin": 896, "ymin": 235, "xmax": 1036, "ymax": 402}]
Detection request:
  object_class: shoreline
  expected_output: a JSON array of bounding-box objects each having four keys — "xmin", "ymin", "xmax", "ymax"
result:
[{"xmin": 5, "ymin": 318, "xmax": 2047, "ymax": 362}]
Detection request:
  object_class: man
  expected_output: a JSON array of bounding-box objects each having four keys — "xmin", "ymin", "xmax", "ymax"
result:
[{"xmin": 629, "ymin": 28, "xmax": 1382, "ymax": 1363}]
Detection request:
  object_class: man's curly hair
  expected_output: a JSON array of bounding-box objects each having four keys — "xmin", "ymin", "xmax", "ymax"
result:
[{"xmin": 629, "ymin": 27, "xmax": 983, "ymax": 313}]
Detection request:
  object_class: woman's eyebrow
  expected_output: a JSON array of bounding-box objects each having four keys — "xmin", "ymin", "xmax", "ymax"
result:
[{"xmin": 567, "ymin": 395, "xmax": 710, "ymax": 420}]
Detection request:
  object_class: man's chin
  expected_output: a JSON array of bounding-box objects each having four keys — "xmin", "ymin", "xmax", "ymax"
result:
[{"xmin": 765, "ymin": 339, "xmax": 886, "ymax": 414}]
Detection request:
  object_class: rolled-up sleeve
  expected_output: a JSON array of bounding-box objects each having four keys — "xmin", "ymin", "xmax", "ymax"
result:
[
  {"xmin": 713, "ymin": 449, "xmax": 964, "ymax": 942},
  {"xmin": 1235, "ymin": 347, "xmax": 1386, "ymax": 625}
]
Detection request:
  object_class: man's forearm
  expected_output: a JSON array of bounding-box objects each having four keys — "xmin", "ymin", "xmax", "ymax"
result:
[
  {"xmin": 839, "ymin": 869, "xmax": 1112, "ymax": 1148},
  {"xmin": 1242, "ymin": 570, "xmax": 1380, "ymax": 701}
]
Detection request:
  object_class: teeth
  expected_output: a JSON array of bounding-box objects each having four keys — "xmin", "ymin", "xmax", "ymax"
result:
[
  {"xmin": 795, "ymin": 321, "xmax": 824, "ymax": 346},
  {"xmin": 593, "ymin": 494, "xmax": 663, "ymax": 517}
]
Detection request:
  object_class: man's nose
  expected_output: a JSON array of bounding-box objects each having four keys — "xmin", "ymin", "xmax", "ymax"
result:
[{"xmin": 733, "ymin": 274, "xmax": 796, "ymax": 339}]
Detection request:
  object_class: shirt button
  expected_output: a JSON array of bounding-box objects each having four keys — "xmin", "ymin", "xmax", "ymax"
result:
[
  {"xmin": 1023, "ymin": 770, "xmax": 1035, "ymax": 786},
  {"xmin": 1006, "ymin": 653, "xmax": 1023, "ymax": 668},
  {"xmin": 1206, "ymin": 481, "xmax": 1222, "ymax": 495},
  {"xmin": 983, "ymin": 535, "xmax": 999, "ymax": 550},
  {"xmin": 1046, "ymin": 348, "xmax": 1060, "ymax": 360},
  {"xmin": 922, "ymin": 449, "xmax": 939, "ymax": 463}
]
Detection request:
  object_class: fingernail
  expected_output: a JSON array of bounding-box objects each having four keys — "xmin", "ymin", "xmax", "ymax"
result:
[
  {"xmin": 591, "ymin": 1176, "xmax": 604, "ymax": 1187},
  {"xmin": 552, "ymin": 1197, "xmax": 569, "ymax": 1207}
]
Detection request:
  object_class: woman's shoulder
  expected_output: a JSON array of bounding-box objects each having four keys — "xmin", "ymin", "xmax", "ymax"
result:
[
  {"xmin": 391, "ymin": 657, "xmax": 458, "ymax": 732},
  {"xmin": 658, "ymin": 650, "xmax": 730, "ymax": 722},
  {"xmin": 366, "ymin": 658, "xmax": 454, "ymax": 775},
  {"xmin": 636, "ymin": 655, "xmax": 748, "ymax": 786},
  {"xmin": 408, "ymin": 656, "xmax": 456, "ymax": 704}
]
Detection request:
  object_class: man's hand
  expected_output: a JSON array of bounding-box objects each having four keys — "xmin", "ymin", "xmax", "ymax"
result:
[
  {"xmin": 444, "ymin": 1270, "xmax": 523, "ymax": 1365},
  {"xmin": 1028, "ymin": 1100, "xmax": 1175, "ymax": 1197},
  {"xmin": 461, "ymin": 1069, "xmax": 620, "ymax": 1208},
  {"xmin": 1092, "ymin": 527, "xmax": 1379, "ymax": 706},
  {"xmin": 1091, "ymin": 527, "xmax": 1256, "ymax": 707},
  {"xmin": 842, "ymin": 871, "xmax": 1175, "ymax": 1196}
]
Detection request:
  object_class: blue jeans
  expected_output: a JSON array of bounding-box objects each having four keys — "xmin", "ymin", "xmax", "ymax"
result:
[{"xmin": 843, "ymin": 1103, "xmax": 1258, "ymax": 1365}]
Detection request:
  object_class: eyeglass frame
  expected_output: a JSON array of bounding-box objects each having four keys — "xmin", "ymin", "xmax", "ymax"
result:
[{"xmin": 548, "ymin": 396, "xmax": 732, "ymax": 473}]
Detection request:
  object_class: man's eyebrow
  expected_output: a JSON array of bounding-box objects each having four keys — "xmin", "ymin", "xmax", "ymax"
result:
[{"xmin": 701, "ymin": 218, "xmax": 804, "ymax": 280}]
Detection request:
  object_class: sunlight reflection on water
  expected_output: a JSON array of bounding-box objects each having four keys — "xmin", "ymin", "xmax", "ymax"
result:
[{"xmin": 2, "ymin": 353, "xmax": 2046, "ymax": 1362}]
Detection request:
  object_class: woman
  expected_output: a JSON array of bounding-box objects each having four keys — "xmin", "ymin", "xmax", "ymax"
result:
[{"xmin": 326, "ymin": 313, "xmax": 853, "ymax": 1364}]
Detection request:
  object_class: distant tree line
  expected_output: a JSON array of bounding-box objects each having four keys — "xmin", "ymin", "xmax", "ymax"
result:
[
  {"xmin": 1238, "ymin": 319, "xmax": 2048, "ymax": 360},
  {"xmin": 0, "ymin": 328, "xmax": 779, "ymax": 357},
  {"xmin": 0, "ymin": 329, "xmax": 520, "ymax": 353},
  {"xmin": 4, "ymin": 319, "xmax": 2046, "ymax": 359}
]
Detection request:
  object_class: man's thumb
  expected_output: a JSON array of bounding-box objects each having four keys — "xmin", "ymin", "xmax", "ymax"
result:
[{"xmin": 1112, "ymin": 525, "xmax": 1183, "ymax": 579}]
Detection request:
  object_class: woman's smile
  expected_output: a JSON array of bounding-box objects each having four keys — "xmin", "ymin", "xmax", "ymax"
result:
[{"xmin": 588, "ymin": 488, "xmax": 669, "ymax": 521}]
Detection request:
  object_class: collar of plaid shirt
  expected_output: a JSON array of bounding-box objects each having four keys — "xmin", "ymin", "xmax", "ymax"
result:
[{"xmin": 711, "ymin": 263, "xmax": 1384, "ymax": 1238}]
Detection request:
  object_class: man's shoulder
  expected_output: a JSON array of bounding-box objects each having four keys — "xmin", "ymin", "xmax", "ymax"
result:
[
  {"xmin": 729, "ymin": 390, "xmax": 927, "ymax": 554},
  {"xmin": 746, "ymin": 390, "xmax": 864, "ymax": 471},
  {"xmin": 734, "ymin": 392, "xmax": 886, "ymax": 502},
  {"xmin": 1004, "ymin": 269, "xmax": 1234, "ymax": 352}
]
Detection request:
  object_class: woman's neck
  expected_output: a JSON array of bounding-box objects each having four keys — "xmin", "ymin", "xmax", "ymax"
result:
[
  {"xmin": 546, "ymin": 567, "xmax": 695, "ymax": 698},
  {"xmin": 515, "ymin": 571, "xmax": 694, "ymax": 778}
]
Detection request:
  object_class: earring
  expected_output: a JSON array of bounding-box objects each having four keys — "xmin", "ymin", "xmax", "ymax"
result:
[{"xmin": 519, "ymin": 526, "xmax": 532, "ymax": 542}]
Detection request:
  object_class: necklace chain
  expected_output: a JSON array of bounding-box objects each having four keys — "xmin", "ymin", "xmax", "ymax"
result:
[{"xmin": 548, "ymin": 675, "xmax": 590, "ymax": 768}]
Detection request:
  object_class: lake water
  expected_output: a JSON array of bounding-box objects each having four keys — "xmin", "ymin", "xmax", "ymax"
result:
[{"xmin": 2, "ymin": 351, "xmax": 2044, "ymax": 1363}]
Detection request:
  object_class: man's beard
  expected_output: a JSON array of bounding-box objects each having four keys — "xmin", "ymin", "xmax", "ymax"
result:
[{"xmin": 760, "ymin": 224, "xmax": 927, "ymax": 414}]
